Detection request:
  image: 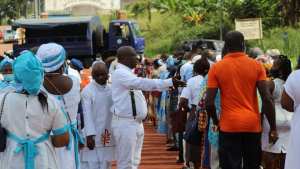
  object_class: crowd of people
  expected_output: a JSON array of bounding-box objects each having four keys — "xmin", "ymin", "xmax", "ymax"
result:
[
  {"xmin": 0, "ymin": 30, "xmax": 299, "ymax": 169},
  {"xmin": 120, "ymin": 31, "xmax": 300, "ymax": 169}
]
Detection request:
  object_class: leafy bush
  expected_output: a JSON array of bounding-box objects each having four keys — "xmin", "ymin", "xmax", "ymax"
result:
[{"xmin": 249, "ymin": 27, "xmax": 300, "ymax": 65}]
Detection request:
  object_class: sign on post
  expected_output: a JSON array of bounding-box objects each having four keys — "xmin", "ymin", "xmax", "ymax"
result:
[{"xmin": 235, "ymin": 18, "xmax": 263, "ymax": 40}]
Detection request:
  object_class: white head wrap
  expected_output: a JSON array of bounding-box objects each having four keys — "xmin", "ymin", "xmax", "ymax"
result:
[
  {"xmin": 36, "ymin": 43, "xmax": 66, "ymax": 72},
  {"xmin": 192, "ymin": 55, "xmax": 202, "ymax": 63}
]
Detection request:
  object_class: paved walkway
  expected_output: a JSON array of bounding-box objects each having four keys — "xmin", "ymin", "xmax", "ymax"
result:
[{"xmin": 113, "ymin": 122, "xmax": 182, "ymax": 169}]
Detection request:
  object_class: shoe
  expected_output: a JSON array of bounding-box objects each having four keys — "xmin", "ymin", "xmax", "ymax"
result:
[{"xmin": 167, "ymin": 146, "xmax": 179, "ymax": 151}]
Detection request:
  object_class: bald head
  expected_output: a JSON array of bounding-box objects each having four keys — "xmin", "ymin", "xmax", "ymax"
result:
[
  {"xmin": 117, "ymin": 46, "xmax": 137, "ymax": 59},
  {"xmin": 92, "ymin": 61, "xmax": 108, "ymax": 85},
  {"xmin": 117, "ymin": 46, "xmax": 138, "ymax": 69},
  {"xmin": 224, "ymin": 31, "xmax": 245, "ymax": 53}
]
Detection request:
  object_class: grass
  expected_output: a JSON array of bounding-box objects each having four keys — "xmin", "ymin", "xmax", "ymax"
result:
[{"xmin": 250, "ymin": 27, "xmax": 300, "ymax": 66}]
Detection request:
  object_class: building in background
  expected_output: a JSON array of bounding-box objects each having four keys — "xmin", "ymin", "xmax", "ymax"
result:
[{"xmin": 45, "ymin": 0, "xmax": 121, "ymax": 15}]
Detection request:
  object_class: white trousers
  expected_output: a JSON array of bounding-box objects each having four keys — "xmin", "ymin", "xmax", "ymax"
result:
[
  {"xmin": 81, "ymin": 161, "xmax": 111, "ymax": 169},
  {"xmin": 112, "ymin": 118, "xmax": 144, "ymax": 169}
]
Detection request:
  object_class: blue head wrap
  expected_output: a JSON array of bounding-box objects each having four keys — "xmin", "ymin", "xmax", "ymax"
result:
[
  {"xmin": 0, "ymin": 57, "xmax": 13, "ymax": 71},
  {"xmin": 13, "ymin": 51, "xmax": 44, "ymax": 95},
  {"xmin": 36, "ymin": 43, "xmax": 66, "ymax": 73},
  {"xmin": 71, "ymin": 58, "xmax": 84, "ymax": 71}
]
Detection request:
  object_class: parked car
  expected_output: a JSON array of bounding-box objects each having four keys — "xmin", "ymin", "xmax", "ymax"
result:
[
  {"xmin": 3, "ymin": 29, "xmax": 16, "ymax": 43},
  {"xmin": 181, "ymin": 39, "xmax": 224, "ymax": 61}
]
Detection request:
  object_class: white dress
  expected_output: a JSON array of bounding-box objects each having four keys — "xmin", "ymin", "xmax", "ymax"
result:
[
  {"xmin": 284, "ymin": 70, "xmax": 300, "ymax": 169},
  {"xmin": 0, "ymin": 92, "xmax": 68, "ymax": 169},
  {"xmin": 262, "ymin": 78, "xmax": 293, "ymax": 153},
  {"xmin": 43, "ymin": 75, "xmax": 81, "ymax": 169},
  {"xmin": 80, "ymin": 81, "xmax": 115, "ymax": 169}
]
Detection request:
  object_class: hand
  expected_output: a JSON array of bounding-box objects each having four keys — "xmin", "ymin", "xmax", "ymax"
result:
[
  {"xmin": 269, "ymin": 130, "xmax": 278, "ymax": 144},
  {"xmin": 211, "ymin": 124, "xmax": 219, "ymax": 132},
  {"xmin": 101, "ymin": 129, "xmax": 111, "ymax": 146},
  {"xmin": 86, "ymin": 135, "xmax": 95, "ymax": 150},
  {"xmin": 172, "ymin": 77, "xmax": 186, "ymax": 88},
  {"xmin": 79, "ymin": 143, "xmax": 85, "ymax": 150}
]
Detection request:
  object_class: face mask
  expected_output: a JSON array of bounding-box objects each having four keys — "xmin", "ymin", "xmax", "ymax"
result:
[
  {"xmin": 3, "ymin": 74, "xmax": 14, "ymax": 82},
  {"xmin": 174, "ymin": 58, "xmax": 179, "ymax": 64}
]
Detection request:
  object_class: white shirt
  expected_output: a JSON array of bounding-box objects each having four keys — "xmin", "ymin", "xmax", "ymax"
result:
[
  {"xmin": 284, "ymin": 70, "xmax": 300, "ymax": 169},
  {"xmin": 180, "ymin": 61, "xmax": 193, "ymax": 82},
  {"xmin": 111, "ymin": 63, "xmax": 173, "ymax": 120},
  {"xmin": 81, "ymin": 81, "xmax": 115, "ymax": 162},
  {"xmin": 68, "ymin": 67, "xmax": 81, "ymax": 83},
  {"xmin": 262, "ymin": 78, "xmax": 292, "ymax": 153},
  {"xmin": 0, "ymin": 92, "xmax": 67, "ymax": 169},
  {"xmin": 180, "ymin": 75, "xmax": 204, "ymax": 108}
]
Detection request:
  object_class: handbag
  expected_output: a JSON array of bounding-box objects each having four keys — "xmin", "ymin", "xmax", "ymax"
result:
[
  {"xmin": 183, "ymin": 112, "xmax": 202, "ymax": 145},
  {"xmin": 0, "ymin": 92, "xmax": 10, "ymax": 152}
]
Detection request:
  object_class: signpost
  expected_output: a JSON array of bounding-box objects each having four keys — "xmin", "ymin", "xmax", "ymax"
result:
[{"xmin": 235, "ymin": 18, "xmax": 263, "ymax": 40}]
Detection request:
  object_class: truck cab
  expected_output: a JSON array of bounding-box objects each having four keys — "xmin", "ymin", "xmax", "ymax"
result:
[{"xmin": 108, "ymin": 20, "xmax": 144, "ymax": 54}]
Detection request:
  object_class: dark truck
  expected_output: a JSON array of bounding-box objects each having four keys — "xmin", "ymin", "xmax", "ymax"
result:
[{"xmin": 12, "ymin": 16, "xmax": 145, "ymax": 65}]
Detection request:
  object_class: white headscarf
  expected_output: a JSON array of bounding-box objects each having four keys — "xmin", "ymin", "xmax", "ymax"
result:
[{"xmin": 36, "ymin": 43, "xmax": 66, "ymax": 72}]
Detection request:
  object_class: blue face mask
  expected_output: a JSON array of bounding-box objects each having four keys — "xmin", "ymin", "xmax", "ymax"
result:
[{"xmin": 3, "ymin": 74, "xmax": 14, "ymax": 82}]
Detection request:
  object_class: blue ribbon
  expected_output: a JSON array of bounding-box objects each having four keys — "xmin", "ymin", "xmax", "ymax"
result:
[
  {"xmin": 56, "ymin": 96, "xmax": 84, "ymax": 169},
  {"xmin": 8, "ymin": 132, "xmax": 50, "ymax": 169},
  {"xmin": 70, "ymin": 121, "xmax": 85, "ymax": 169}
]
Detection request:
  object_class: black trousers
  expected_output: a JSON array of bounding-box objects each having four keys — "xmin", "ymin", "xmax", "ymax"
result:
[
  {"xmin": 219, "ymin": 131, "xmax": 262, "ymax": 169},
  {"xmin": 178, "ymin": 132, "xmax": 184, "ymax": 160}
]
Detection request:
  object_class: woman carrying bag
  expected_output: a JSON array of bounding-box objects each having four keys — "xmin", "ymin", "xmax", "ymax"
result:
[{"xmin": 0, "ymin": 51, "xmax": 69, "ymax": 169}]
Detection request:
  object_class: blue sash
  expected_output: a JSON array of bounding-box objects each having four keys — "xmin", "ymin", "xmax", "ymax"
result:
[
  {"xmin": 8, "ymin": 131, "xmax": 50, "ymax": 169},
  {"xmin": 56, "ymin": 96, "xmax": 84, "ymax": 169},
  {"xmin": 70, "ymin": 120, "xmax": 85, "ymax": 169}
]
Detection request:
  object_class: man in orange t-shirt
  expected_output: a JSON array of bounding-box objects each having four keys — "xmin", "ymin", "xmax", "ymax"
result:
[{"xmin": 205, "ymin": 31, "xmax": 278, "ymax": 169}]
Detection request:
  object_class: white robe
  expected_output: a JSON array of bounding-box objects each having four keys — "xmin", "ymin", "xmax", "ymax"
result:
[
  {"xmin": 0, "ymin": 93, "xmax": 68, "ymax": 169},
  {"xmin": 284, "ymin": 70, "xmax": 300, "ymax": 169},
  {"xmin": 80, "ymin": 81, "xmax": 115, "ymax": 169},
  {"xmin": 43, "ymin": 75, "xmax": 81, "ymax": 169}
]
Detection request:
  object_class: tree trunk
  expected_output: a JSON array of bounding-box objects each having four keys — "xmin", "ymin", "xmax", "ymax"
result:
[{"xmin": 281, "ymin": 0, "xmax": 300, "ymax": 26}]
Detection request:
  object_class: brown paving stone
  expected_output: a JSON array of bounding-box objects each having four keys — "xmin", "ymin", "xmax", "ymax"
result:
[{"xmin": 113, "ymin": 123, "xmax": 183, "ymax": 169}]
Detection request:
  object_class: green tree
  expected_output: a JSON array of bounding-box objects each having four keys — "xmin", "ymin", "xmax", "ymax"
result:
[{"xmin": 0, "ymin": 0, "xmax": 34, "ymax": 24}]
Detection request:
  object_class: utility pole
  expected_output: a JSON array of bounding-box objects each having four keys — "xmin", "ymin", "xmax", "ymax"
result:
[{"xmin": 219, "ymin": 0, "xmax": 224, "ymax": 41}]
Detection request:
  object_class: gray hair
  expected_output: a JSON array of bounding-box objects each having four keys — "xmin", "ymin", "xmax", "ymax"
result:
[{"xmin": 91, "ymin": 60, "xmax": 105, "ymax": 69}]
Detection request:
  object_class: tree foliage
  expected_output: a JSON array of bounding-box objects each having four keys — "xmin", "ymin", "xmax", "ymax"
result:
[
  {"xmin": 0, "ymin": 0, "xmax": 32, "ymax": 24},
  {"xmin": 128, "ymin": 0, "xmax": 299, "ymax": 27}
]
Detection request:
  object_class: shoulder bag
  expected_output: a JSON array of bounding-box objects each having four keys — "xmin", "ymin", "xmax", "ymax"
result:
[{"xmin": 0, "ymin": 92, "xmax": 10, "ymax": 152}]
